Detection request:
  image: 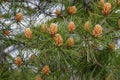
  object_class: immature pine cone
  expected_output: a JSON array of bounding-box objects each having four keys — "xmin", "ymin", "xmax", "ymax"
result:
[
  {"xmin": 24, "ymin": 28, "xmax": 32, "ymax": 38},
  {"xmin": 84, "ymin": 21, "xmax": 91, "ymax": 31},
  {"xmin": 55, "ymin": 9, "xmax": 61, "ymax": 16},
  {"xmin": 49, "ymin": 23, "xmax": 58, "ymax": 36},
  {"xmin": 67, "ymin": 37, "xmax": 74, "ymax": 47},
  {"xmin": 4, "ymin": 30, "xmax": 10, "ymax": 36},
  {"xmin": 68, "ymin": 21, "xmax": 76, "ymax": 33},
  {"xmin": 15, "ymin": 13, "xmax": 23, "ymax": 22},
  {"xmin": 15, "ymin": 57, "xmax": 22, "ymax": 66},
  {"xmin": 102, "ymin": 2, "xmax": 112, "ymax": 15},
  {"xmin": 41, "ymin": 24, "xmax": 47, "ymax": 33},
  {"xmin": 93, "ymin": 24, "xmax": 103, "ymax": 37},
  {"xmin": 36, "ymin": 76, "xmax": 42, "ymax": 80},
  {"xmin": 68, "ymin": 6, "xmax": 77, "ymax": 15},
  {"xmin": 54, "ymin": 34, "xmax": 63, "ymax": 46},
  {"xmin": 42, "ymin": 65, "xmax": 50, "ymax": 75}
]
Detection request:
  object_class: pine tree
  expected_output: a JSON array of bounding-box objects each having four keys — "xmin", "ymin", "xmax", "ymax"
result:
[{"xmin": 0, "ymin": 0, "xmax": 120, "ymax": 80}]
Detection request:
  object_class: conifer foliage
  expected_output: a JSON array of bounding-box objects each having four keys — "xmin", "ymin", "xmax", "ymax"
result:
[{"xmin": 0, "ymin": 0, "xmax": 120, "ymax": 80}]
